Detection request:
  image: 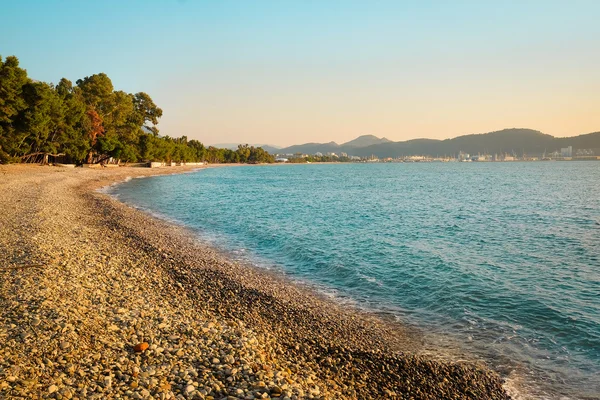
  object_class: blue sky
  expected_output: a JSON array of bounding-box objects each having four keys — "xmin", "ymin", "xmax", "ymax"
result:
[{"xmin": 2, "ymin": 0, "xmax": 599, "ymax": 146}]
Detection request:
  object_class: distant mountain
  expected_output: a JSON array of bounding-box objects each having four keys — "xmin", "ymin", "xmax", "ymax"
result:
[
  {"xmin": 259, "ymin": 145, "xmax": 283, "ymax": 155},
  {"xmin": 276, "ymin": 135, "xmax": 392, "ymax": 155},
  {"xmin": 211, "ymin": 143, "xmax": 281, "ymax": 153},
  {"xmin": 274, "ymin": 129, "xmax": 600, "ymax": 158},
  {"xmin": 342, "ymin": 134, "xmax": 392, "ymax": 147},
  {"xmin": 280, "ymin": 141, "xmax": 340, "ymax": 155}
]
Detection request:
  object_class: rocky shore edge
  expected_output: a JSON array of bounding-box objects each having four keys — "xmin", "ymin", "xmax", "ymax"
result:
[{"xmin": 0, "ymin": 165, "xmax": 510, "ymax": 399}]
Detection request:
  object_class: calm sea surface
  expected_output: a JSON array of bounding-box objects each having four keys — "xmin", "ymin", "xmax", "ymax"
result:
[{"xmin": 110, "ymin": 163, "xmax": 600, "ymax": 399}]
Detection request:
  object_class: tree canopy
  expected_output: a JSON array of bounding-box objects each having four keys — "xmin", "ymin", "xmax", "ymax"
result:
[{"xmin": 0, "ymin": 55, "xmax": 274, "ymax": 165}]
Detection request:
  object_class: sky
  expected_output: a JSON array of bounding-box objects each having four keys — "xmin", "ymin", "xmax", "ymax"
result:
[{"xmin": 1, "ymin": 0, "xmax": 599, "ymax": 147}]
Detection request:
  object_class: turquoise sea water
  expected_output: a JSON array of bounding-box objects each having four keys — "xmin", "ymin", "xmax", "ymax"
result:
[{"xmin": 110, "ymin": 163, "xmax": 600, "ymax": 399}]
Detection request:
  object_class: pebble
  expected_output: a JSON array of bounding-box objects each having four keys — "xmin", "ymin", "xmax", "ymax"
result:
[
  {"xmin": 184, "ymin": 384, "xmax": 195, "ymax": 393},
  {"xmin": 134, "ymin": 342, "xmax": 149, "ymax": 352}
]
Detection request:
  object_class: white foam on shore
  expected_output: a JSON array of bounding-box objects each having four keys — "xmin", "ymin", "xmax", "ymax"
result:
[
  {"xmin": 96, "ymin": 165, "xmax": 211, "ymax": 195},
  {"xmin": 97, "ymin": 176, "xmax": 133, "ymax": 195},
  {"xmin": 503, "ymin": 374, "xmax": 552, "ymax": 400}
]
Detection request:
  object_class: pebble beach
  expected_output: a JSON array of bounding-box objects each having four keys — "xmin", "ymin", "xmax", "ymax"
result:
[{"xmin": 0, "ymin": 165, "xmax": 510, "ymax": 400}]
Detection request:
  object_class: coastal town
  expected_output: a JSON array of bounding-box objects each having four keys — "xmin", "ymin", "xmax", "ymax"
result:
[{"xmin": 274, "ymin": 145, "xmax": 600, "ymax": 163}]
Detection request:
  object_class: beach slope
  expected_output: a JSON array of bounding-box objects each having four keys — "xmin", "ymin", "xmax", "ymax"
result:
[{"xmin": 0, "ymin": 165, "xmax": 509, "ymax": 399}]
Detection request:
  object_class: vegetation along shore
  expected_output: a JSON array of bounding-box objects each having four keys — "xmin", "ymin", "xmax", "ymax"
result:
[
  {"xmin": 0, "ymin": 164, "xmax": 509, "ymax": 399},
  {"xmin": 0, "ymin": 56, "xmax": 274, "ymax": 165}
]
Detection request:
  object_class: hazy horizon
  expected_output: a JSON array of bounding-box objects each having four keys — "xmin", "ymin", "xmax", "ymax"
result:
[{"xmin": 2, "ymin": 0, "xmax": 599, "ymax": 147}]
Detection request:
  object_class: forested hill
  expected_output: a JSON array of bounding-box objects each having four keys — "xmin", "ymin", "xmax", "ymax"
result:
[
  {"xmin": 279, "ymin": 134, "xmax": 391, "ymax": 155},
  {"xmin": 351, "ymin": 129, "xmax": 600, "ymax": 158},
  {"xmin": 277, "ymin": 129, "xmax": 600, "ymax": 158},
  {"xmin": 0, "ymin": 55, "xmax": 274, "ymax": 164}
]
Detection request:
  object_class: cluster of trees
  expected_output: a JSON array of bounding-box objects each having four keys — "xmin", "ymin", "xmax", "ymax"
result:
[
  {"xmin": 0, "ymin": 55, "xmax": 274, "ymax": 165},
  {"xmin": 204, "ymin": 144, "xmax": 275, "ymax": 163}
]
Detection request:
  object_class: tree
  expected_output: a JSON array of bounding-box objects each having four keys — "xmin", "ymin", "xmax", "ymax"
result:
[
  {"xmin": 188, "ymin": 140, "xmax": 206, "ymax": 161},
  {"xmin": 76, "ymin": 73, "xmax": 114, "ymax": 112},
  {"xmin": 83, "ymin": 108, "xmax": 104, "ymax": 163},
  {"xmin": 0, "ymin": 55, "xmax": 29, "ymax": 162},
  {"xmin": 132, "ymin": 92, "xmax": 162, "ymax": 132},
  {"xmin": 13, "ymin": 81, "xmax": 64, "ymax": 160},
  {"xmin": 237, "ymin": 144, "xmax": 251, "ymax": 162},
  {"xmin": 248, "ymin": 146, "xmax": 275, "ymax": 163},
  {"xmin": 55, "ymin": 78, "xmax": 88, "ymax": 162}
]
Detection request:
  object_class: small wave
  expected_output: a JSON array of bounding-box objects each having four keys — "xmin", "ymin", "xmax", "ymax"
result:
[
  {"xmin": 357, "ymin": 273, "xmax": 383, "ymax": 286},
  {"xmin": 503, "ymin": 376, "xmax": 530, "ymax": 400},
  {"xmin": 96, "ymin": 175, "xmax": 133, "ymax": 195}
]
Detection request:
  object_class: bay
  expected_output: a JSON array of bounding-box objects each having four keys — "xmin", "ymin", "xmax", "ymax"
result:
[{"xmin": 110, "ymin": 162, "xmax": 600, "ymax": 399}]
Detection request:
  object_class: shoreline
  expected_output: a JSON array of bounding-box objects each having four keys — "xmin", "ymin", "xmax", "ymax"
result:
[{"xmin": 0, "ymin": 164, "xmax": 510, "ymax": 399}]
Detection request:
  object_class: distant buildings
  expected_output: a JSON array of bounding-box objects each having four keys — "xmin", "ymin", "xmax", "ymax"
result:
[
  {"xmin": 561, "ymin": 146, "xmax": 573, "ymax": 157},
  {"xmin": 471, "ymin": 154, "xmax": 492, "ymax": 162},
  {"xmin": 291, "ymin": 143, "xmax": 595, "ymax": 162},
  {"xmin": 456, "ymin": 151, "xmax": 516, "ymax": 161},
  {"xmin": 576, "ymin": 148, "xmax": 595, "ymax": 156}
]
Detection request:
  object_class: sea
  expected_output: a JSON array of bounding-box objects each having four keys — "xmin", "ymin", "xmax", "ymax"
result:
[{"xmin": 108, "ymin": 162, "xmax": 600, "ymax": 399}]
